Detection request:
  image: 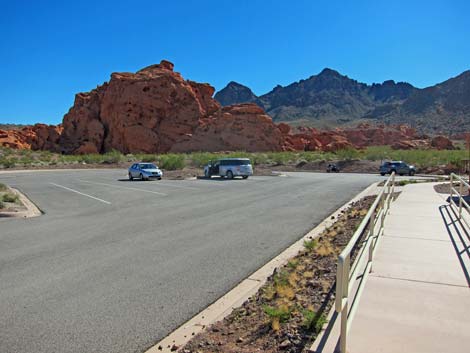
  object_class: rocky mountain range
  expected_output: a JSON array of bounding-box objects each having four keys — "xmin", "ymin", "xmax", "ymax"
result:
[
  {"xmin": 214, "ymin": 69, "xmax": 470, "ymax": 134},
  {"xmin": 0, "ymin": 60, "xmax": 455, "ymax": 154}
]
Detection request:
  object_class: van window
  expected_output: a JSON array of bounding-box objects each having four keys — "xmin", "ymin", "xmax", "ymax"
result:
[{"xmin": 219, "ymin": 159, "xmax": 250, "ymax": 166}]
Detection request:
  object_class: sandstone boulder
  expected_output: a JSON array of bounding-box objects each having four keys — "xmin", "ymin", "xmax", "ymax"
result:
[{"xmin": 59, "ymin": 60, "xmax": 284, "ymax": 154}]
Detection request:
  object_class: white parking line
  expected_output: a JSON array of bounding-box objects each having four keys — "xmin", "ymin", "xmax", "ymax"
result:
[
  {"xmin": 49, "ymin": 183, "xmax": 112, "ymax": 205},
  {"xmin": 78, "ymin": 180, "xmax": 168, "ymax": 196}
]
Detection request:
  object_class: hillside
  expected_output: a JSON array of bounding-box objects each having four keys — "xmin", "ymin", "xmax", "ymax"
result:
[{"xmin": 215, "ymin": 69, "xmax": 470, "ymax": 133}]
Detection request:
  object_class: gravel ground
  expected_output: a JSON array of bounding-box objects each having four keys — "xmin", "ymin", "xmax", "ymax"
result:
[
  {"xmin": 433, "ymin": 182, "xmax": 468, "ymax": 195},
  {"xmin": 181, "ymin": 196, "xmax": 377, "ymax": 353}
]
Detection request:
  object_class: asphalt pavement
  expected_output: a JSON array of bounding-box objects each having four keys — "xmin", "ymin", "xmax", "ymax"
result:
[{"xmin": 0, "ymin": 169, "xmax": 381, "ymax": 353}]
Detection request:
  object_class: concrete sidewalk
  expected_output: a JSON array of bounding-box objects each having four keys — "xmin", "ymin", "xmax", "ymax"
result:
[{"xmin": 347, "ymin": 182, "xmax": 470, "ymax": 353}]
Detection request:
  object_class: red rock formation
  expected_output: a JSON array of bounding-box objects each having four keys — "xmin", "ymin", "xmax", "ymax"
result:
[
  {"xmin": 0, "ymin": 124, "xmax": 61, "ymax": 151},
  {"xmin": 59, "ymin": 61, "xmax": 284, "ymax": 154},
  {"xmin": 431, "ymin": 135, "xmax": 455, "ymax": 150},
  {"xmin": 0, "ymin": 129, "xmax": 31, "ymax": 149}
]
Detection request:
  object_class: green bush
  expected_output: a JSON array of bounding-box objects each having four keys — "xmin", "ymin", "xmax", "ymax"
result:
[
  {"xmin": 102, "ymin": 150, "xmax": 124, "ymax": 164},
  {"xmin": 303, "ymin": 239, "xmax": 318, "ymax": 251},
  {"xmin": 302, "ymin": 309, "xmax": 327, "ymax": 332},
  {"xmin": 139, "ymin": 154, "xmax": 158, "ymax": 163},
  {"xmin": 189, "ymin": 152, "xmax": 218, "ymax": 167},
  {"xmin": 1, "ymin": 158, "xmax": 17, "ymax": 168},
  {"xmin": 158, "ymin": 154, "xmax": 186, "ymax": 170},
  {"xmin": 263, "ymin": 305, "xmax": 291, "ymax": 322},
  {"xmin": 0, "ymin": 183, "xmax": 6, "ymax": 191},
  {"xmin": 335, "ymin": 148, "xmax": 361, "ymax": 160},
  {"xmin": 0, "ymin": 200, "xmax": 4, "ymax": 209},
  {"xmin": 2, "ymin": 193, "xmax": 19, "ymax": 203}
]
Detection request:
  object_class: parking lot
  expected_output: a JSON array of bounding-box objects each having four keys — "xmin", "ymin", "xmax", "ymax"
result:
[{"xmin": 0, "ymin": 169, "xmax": 381, "ymax": 353}]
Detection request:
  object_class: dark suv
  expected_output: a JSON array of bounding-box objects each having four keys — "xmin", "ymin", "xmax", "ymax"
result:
[{"xmin": 380, "ymin": 161, "xmax": 416, "ymax": 176}]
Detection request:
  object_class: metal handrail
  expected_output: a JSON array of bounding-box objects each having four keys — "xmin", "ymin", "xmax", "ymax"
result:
[
  {"xmin": 335, "ymin": 172, "xmax": 396, "ymax": 353},
  {"xmin": 449, "ymin": 173, "xmax": 470, "ymax": 229}
]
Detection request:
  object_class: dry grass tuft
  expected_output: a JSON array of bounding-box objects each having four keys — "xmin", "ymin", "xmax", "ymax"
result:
[
  {"xmin": 315, "ymin": 241, "xmax": 334, "ymax": 257},
  {"xmin": 276, "ymin": 285, "xmax": 295, "ymax": 300}
]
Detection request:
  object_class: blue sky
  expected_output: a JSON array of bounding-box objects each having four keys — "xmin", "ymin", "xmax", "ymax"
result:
[{"xmin": 1, "ymin": 0, "xmax": 469, "ymax": 125}]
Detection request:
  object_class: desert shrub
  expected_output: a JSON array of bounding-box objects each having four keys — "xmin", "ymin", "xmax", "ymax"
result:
[
  {"xmin": 189, "ymin": 152, "xmax": 218, "ymax": 167},
  {"xmin": 266, "ymin": 152, "xmax": 295, "ymax": 165},
  {"xmin": 0, "ymin": 157, "xmax": 17, "ymax": 168},
  {"xmin": 138, "ymin": 154, "xmax": 158, "ymax": 163},
  {"xmin": 2, "ymin": 193, "xmax": 18, "ymax": 203},
  {"xmin": 20, "ymin": 156, "xmax": 34, "ymax": 166},
  {"xmin": 263, "ymin": 304, "xmax": 291, "ymax": 330},
  {"xmin": 302, "ymin": 309, "xmax": 327, "ymax": 332},
  {"xmin": 263, "ymin": 305, "xmax": 291, "ymax": 322},
  {"xmin": 102, "ymin": 150, "xmax": 123, "ymax": 164},
  {"xmin": 82, "ymin": 154, "xmax": 103, "ymax": 164},
  {"xmin": 38, "ymin": 151, "xmax": 53, "ymax": 163},
  {"xmin": 335, "ymin": 148, "xmax": 361, "ymax": 160},
  {"xmin": 303, "ymin": 239, "xmax": 318, "ymax": 251},
  {"xmin": 0, "ymin": 183, "xmax": 6, "ymax": 191},
  {"xmin": 158, "ymin": 154, "xmax": 186, "ymax": 170}
]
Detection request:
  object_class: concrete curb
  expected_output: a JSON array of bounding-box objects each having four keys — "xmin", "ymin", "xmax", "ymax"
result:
[
  {"xmin": 146, "ymin": 182, "xmax": 381, "ymax": 353},
  {"xmin": 0, "ymin": 186, "xmax": 42, "ymax": 219}
]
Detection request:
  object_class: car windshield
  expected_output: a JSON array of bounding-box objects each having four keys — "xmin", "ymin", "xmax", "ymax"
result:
[{"xmin": 139, "ymin": 164, "xmax": 157, "ymax": 169}]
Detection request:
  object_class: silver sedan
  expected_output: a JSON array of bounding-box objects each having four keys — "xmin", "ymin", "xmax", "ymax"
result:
[{"xmin": 128, "ymin": 163, "xmax": 163, "ymax": 180}]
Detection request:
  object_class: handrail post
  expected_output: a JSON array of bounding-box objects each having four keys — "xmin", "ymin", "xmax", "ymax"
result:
[
  {"xmin": 459, "ymin": 178, "xmax": 463, "ymax": 219},
  {"xmin": 450, "ymin": 173, "xmax": 454, "ymax": 200},
  {"xmin": 368, "ymin": 205, "xmax": 376, "ymax": 260},
  {"xmin": 339, "ymin": 254, "xmax": 350, "ymax": 353}
]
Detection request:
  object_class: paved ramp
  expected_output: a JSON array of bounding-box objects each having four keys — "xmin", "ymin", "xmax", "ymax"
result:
[{"xmin": 348, "ymin": 183, "xmax": 470, "ymax": 353}]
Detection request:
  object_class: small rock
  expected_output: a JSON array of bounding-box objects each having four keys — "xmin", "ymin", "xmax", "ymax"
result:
[
  {"xmin": 236, "ymin": 337, "xmax": 244, "ymax": 343},
  {"xmin": 279, "ymin": 339, "xmax": 292, "ymax": 349},
  {"xmin": 170, "ymin": 344, "xmax": 179, "ymax": 352}
]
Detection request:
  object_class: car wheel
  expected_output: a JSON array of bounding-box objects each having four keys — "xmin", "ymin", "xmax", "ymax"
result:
[
  {"xmin": 157, "ymin": 177, "xmax": 162, "ymax": 180},
  {"xmin": 242, "ymin": 175, "xmax": 248, "ymax": 179},
  {"xmin": 380, "ymin": 173, "xmax": 385, "ymax": 176},
  {"xmin": 140, "ymin": 173, "xmax": 145, "ymax": 181},
  {"xmin": 227, "ymin": 170, "xmax": 234, "ymax": 179},
  {"xmin": 129, "ymin": 172, "xmax": 133, "ymax": 181},
  {"xmin": 409, "ymin": 170, "xmax": 415, "ymax": 176}
]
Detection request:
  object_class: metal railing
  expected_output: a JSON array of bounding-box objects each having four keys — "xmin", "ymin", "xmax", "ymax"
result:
[
  {"xmin": 335, "ymin": 172, "xmax": 396, "ymax": 353},
  {"xmin": 449, "ymin": 173, "xmax": 470, "ymax": 228}
]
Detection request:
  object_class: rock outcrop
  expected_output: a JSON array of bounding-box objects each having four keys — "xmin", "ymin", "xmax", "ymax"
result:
[
  {"xmin": 0, "ymin": 124, "xmax": 62, "ymax": 151},
  {"xmin": 59, "ymin": 60, "xmax": 284, "ymax": 154}
]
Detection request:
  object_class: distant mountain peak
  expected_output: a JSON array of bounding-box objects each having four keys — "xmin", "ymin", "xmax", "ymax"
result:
[
  {"xmin": 318, "ymin": 68, "xmax": 341, "ymax": 76},
  {"xmin": 226, "ymin": 81, "xmax": 246, "ymax": 87},
  {"xmin": 214, "ymin": 81, "xmax": 261, "ymax": 107}
]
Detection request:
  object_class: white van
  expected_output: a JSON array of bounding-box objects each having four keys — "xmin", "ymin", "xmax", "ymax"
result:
[{"xmin": 204, "ymin": 158, "xmax": 253, "ymax": 179}]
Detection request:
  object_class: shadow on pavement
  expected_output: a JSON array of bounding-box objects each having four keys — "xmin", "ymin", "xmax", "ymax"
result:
[
  {"xmin": 117, "ymin": 179, "xmax": 161, "ymax": 182},
  {"xmin": 195, "ymin": 176, "xmax": 245, "ymax": 182},
  {"xmin": 439, "ymin": 204, "xmax": 470, "ymax": 287}
]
